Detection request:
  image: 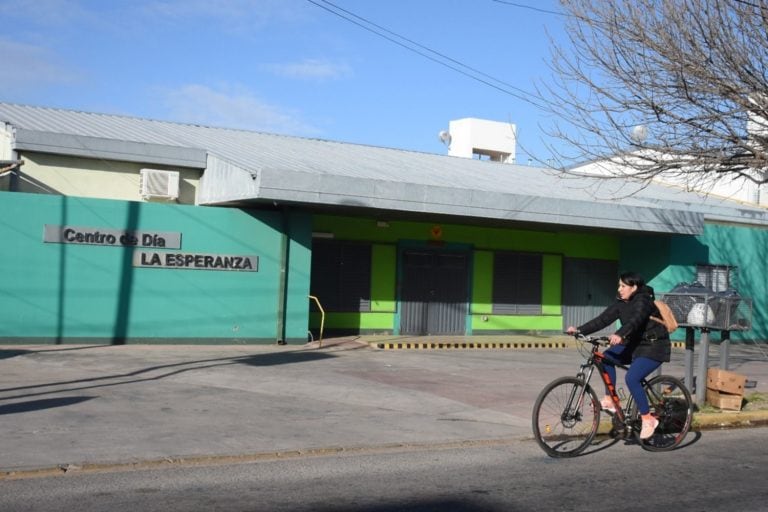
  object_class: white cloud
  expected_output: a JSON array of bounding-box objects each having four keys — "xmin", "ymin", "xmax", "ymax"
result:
[
  {"xmin": 262, "ymin": 59, "xmax": 353, "ymax": 81},
  {"xmin": 160, "ymin": 83, "xmax": 320, "ymax": 135},
  {"xmin": 0, "ymin": 39, "xmax": 80, "ymax": 93}
]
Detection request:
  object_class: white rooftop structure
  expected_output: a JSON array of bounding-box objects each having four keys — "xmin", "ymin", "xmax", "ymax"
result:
[
  {"xmin": 446, "ymin": 118, "xmax": 516, "ymax": 164},
  {"xmin": 572, "ymin": 152, "xmax": 768, "ymax": 208}
]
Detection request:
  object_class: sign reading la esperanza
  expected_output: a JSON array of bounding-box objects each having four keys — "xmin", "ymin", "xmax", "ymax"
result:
[
  {"xmin": 44, "ymin": 224, "xmax": 258, "ymax": 272},
  {"xmin": 134, "ymin": 251, "xmax": 258, "ymax": 272}
]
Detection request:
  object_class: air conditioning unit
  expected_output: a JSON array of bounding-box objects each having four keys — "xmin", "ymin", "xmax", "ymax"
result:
[{"xmin": 140, "ymin": 169, "xmax": 180, "ymax": 201}]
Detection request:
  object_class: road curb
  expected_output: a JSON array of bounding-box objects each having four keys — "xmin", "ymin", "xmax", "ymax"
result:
[
  {"xmin": 3, "ymin": 412, "xmax": 767, "ymax": 480},
  {"xmin": 693, "ymin": 409, "xmax": 768, "ymax": 429},
  {"xmin": 0, "ymin": 438, "xmax": 523, "ymax": 481}
]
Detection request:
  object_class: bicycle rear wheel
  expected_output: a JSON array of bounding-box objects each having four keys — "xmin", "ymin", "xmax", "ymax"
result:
[
  {"xmin": 639, "ymin": 374, "xmax": 693, "ymax": 451},
  {"xmin": 532, "ymin": 376, "xmax": 600, "ymax": 457}
]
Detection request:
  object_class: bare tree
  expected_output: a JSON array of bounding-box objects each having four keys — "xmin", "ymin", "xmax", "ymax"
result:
[{"xmin": 542, "ymin": 0, "xmax": 768, "ymax": 188}]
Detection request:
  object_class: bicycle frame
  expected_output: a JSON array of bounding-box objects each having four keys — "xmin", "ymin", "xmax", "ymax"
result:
[
  {"xmin": 572, "ymin": 339, "xmax": 641, "ymax": 435},
  {"xmin": 533, "ymin": 334, "xmax": 694, "ymax": 456}
]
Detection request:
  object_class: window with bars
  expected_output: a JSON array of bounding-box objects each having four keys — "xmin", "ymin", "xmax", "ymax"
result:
[
  {"xmin": 696, "ymin": 264, "xmax": 738, "ymax": 292},
  {"xmin": 492, "ymin": 251, "xmax": 543, "ymax": 315},
  {"xmin": 310, "ymin": 241, "xmax": 372, "ymax": 312}
]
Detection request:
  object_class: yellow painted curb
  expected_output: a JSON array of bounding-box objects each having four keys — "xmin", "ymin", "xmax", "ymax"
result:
[
  {"xmin": 371, "ymin": 340, "xmax": 686, "ymax": 350},
  {"xmin": 693, "ymin": 409, "xmax": 768, "ymax": 429},
  {"xmin": 374, "ymin": 341, "xmax": 569, "ymax": 350},
  {"xmin": 593, "ymin": 409, "xmax": 768, "ymax": 434}
]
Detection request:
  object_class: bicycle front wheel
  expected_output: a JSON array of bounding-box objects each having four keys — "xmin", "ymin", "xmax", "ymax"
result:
[
  {"xmin": 532, "ymin": 376, "xmax": 600, "ymax": 458},
  {"xmin": 639, "ymin": 374, "xmax": 693, "ymax": 452}
]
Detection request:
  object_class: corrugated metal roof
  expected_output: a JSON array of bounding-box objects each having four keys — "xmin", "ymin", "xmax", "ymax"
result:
[{"xmin": 1, "ymin": 102, "xmax": 766, "ymax": 234}]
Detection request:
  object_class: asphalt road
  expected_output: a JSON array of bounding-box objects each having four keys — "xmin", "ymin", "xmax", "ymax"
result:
[
  {"xmin": 1, "ymin": 340, "xmax": 766, "ymax": 476},
  {"xmin": 2, "ymin": 427, "xmax": 766, "ymax": 512}
]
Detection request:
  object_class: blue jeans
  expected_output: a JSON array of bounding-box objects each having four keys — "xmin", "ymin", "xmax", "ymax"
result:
[{"xmin": 602, "ymin": 345, "xmax": 661, "ymax": 415}]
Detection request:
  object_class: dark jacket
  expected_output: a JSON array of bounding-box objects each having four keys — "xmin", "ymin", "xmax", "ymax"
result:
[{"xmin": 577, "ymin": 284, "xmax": 671, "ymax": 363}]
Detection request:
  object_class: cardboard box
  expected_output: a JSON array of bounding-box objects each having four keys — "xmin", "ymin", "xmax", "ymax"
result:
[
  {"xmin": 706, "ymin": 388, "xmax": 743, "ymax": 411},
  {"xmin": 707, "ymin": 368, "xmax": 747, "ymax": 395}
]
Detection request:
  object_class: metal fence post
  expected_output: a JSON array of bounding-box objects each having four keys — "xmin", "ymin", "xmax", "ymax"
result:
[
  {"xmin": 696, "ymin": 328, "xmax": 710, "ymax": 405},
  {"xmin": 720, "ymin": 330, "xmax": 731, "ymax": 371},
  {"xmin": 685, "ymin": 327, "xmax": 695, "ymax": 394}
]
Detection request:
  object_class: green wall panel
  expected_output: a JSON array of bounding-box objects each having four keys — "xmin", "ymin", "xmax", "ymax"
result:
[
  {"xmin": 472, "ymin": 315, "xmax": 563, "ymax": 331},
  {"xmin": 0, "ymin": 192, "xmax": 311, "ymax": 343},
  {"xmin": 542, "ymin": 254, "xmax": 562, "ymax": 315},
  {"xmin": 471, "ymin": 250, "xmax": 493, "ymax": 315},
  {"xmin": 371, "ymin": 244, "xmax": 396, "ymax": 312},
  {"xmin": 313, "ymin": 215, "xmax": 607, "ymax": 335},
  {"xmin": 688, "ymin": 224, "xmax": 766, "ymax": 340},
  {"xmin": 283, "ymin": 210, "xmax": 313, "ymax": 343},
  {"xmin": 311, "ymin": 312, "xmax": 395, "ymax": 330},
  {"xmin": 621, "ymin": 225, "xmax": 767, "ymax": 340},
  {"xmin": 313, "ymin": 214, "xmax": 619, "ymax": 258}
]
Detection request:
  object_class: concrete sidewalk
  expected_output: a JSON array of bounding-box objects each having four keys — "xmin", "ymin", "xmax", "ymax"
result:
[{"xmin": 1, "ymin": 337, "xmax": 766, "ymax": 477}]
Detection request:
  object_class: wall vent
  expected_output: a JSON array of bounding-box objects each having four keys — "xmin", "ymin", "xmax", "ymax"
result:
[{"xmin": 140, "ymin": 169, "xmax": 179, "ymax": 200}]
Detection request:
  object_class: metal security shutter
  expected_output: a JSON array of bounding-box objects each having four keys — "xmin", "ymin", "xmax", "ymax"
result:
[
  {"xmin": 400, "ymin": 250, "xmax": 469, "ymax": 335},
  {"xmin": 562, "ymin": 258, "xmax": 618, "ymax": 335},
  {"xmin": 310, "ymin": 241, "xmax": 371, "ymax": 312},
  {"xmin": 492, "ymin": 252, "xmax": 542, "ymax": 315}
]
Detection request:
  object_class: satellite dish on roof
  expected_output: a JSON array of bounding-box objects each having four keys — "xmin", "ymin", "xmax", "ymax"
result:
[{"xmin": 438, "ymin": 130, "xmax": 452, "ymax": 147}]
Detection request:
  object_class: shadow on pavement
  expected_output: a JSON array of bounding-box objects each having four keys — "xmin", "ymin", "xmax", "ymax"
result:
[
  {"xmin": 240, "ymin": 351, "xmax": 335, "ymax": 366},
  {"xmin": 0, "ymin": 351, "xmax": 336, "ymax": 401},
  {"xmin": 0, "ymin": 349, "xmax": 32, "ymax": 360},
  {"xmin": 0, "ymin": 396, "xmax": 96, "ymax": 415},
  {"xmin": 575, "ymin": 428, "xmax": 702, "ymax": 458},
  {"xmin": 311, "ymin": 497, "xmax": 508, "ymax": 512}
]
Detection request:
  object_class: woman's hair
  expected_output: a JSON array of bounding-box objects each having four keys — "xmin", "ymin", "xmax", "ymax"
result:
[{"xmin": 619, "ymin": 271, "xmax": 646, "ymax": 288}]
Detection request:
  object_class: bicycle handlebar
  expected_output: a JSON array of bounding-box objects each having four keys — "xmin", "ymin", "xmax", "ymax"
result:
[{"xmin": 567, "ymin": 332, "xmax": 611, "ymax": 347}]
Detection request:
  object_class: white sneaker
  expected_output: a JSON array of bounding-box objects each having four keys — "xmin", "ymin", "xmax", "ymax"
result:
[
  {"xmin": 640, "ymin": 416, "xmax": 659, "ymax": 439},
  {"xmin": 600, "ymin": 396, "xmax": 616, "ymax": 413}
]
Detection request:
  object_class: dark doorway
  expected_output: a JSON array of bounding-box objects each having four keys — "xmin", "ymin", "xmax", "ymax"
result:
[
  {"xmin": 400, "ymin": 250, "xmax": 470, "ymax": 335},
  {"xmin": 562, "ymin": 258, "xmax": 618, "ymax": 335}
]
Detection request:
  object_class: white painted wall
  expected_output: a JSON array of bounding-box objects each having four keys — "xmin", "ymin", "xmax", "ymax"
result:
[
  {"xmin": 15, "ymin": 152, "xmax": 201, "ymax": 204},
  {"xmin": 0, "ymin": 123, "xmax": 14, "ymax": 161},
  {"xmin": 572, "ymin": 154, "xmax": 768, "ymax": 207}
]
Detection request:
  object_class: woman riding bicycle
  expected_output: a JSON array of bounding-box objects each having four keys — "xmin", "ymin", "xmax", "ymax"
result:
[{"xmin": 566, "ymin": 271, "xmax": 671, "ymax": 439}]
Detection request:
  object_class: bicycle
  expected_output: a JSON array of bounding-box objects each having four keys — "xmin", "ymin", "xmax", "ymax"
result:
[{"xmin": 531, "ymin": 333, "xmax": 694, "ymax": 458}]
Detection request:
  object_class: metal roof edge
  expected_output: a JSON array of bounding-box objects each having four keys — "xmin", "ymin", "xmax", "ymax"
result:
[
  {"xmin": 14, "ymin": 129, "xmax": 207, "ymax": 169},
  {"xmin": 197, "ymin": 154, "xmax": 261, "ymax": 205},
  {"xmin": 253, "ymin": 168, "xmax": 704, "ymax": 235}
]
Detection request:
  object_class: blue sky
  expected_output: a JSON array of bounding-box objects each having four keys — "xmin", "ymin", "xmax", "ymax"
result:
[{"xmin": 0, "ymin": 0, "xmax": 566, "ymax": 163}]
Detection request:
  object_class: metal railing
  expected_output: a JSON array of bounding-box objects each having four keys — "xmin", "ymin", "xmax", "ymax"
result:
[{"xmin": 308, "ymin": 295, "xmax": 325, "ymax": 348}]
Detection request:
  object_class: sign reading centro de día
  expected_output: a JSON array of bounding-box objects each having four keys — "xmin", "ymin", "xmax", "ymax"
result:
[
  {"xmin": 43, "ymin": 224, "xmax": 257, "ymax": 272},
  {"xmin": 44, "ymin": 224, "xmax": 181, "ymax": 249},
  {"xmin": 133, "ymin": 251, "xmax": 258, "ymax": 272}
]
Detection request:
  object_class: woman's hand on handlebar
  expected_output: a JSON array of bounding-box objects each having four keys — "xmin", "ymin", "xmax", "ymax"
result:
[{"xmin": 565, "ymin": 326, "xmax": 578, "ymax": 335}]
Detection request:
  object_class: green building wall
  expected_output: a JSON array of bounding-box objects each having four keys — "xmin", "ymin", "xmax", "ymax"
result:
[
  {"xmin": 311, "ymin": 215, "xmax": 767, "ymax": 341},
  {"xmin": 622, "ymin": 224, "xmax": 768, "ymax": 341},
  {"xmin": 311, "ymin": 214, "xmax": 620, "ymax": 335},
  {"xmin": 6, "ymin": 193, "xmax": 761, "ymax": 344},
  {"xmin": 0, "ymin": 192, "xmax": 311, "ymax": 344}
]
